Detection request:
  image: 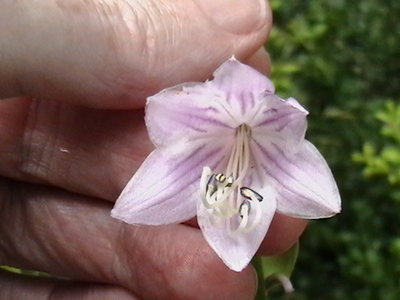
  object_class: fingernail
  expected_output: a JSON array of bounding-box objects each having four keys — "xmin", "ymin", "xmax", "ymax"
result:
[
  {"xmin": 251, "ymin": 266, "xmax": 259, "ymax": 299},
  {"xmin": 194, "ymin": 0, "xmax": 268, "ymax": 35}
]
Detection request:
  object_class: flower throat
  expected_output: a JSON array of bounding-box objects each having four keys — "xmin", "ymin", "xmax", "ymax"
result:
[{"xmin": 200, "ymin": 124, "xmax": 263, "ymax": 234}]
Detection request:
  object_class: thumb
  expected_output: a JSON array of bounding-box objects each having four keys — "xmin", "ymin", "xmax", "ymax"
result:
[{"xmin": 0, "ymin": 0, "xmax": 271, "ymax": 109}]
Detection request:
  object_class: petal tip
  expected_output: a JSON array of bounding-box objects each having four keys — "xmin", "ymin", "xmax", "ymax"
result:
[
  {"xmin": 286, "ymin": 97, "xmax": 309, "ymax": 114},
  {"xmin": 220, "ymin": 254, "xmax": 250, "ymax": 272},
  {"xmin": 229, "ymin": 55, "xmax": 237, "ymax": 62},
  {"xmin": 227, "ymin": 263, "xmax": 247, "ymax": 273},
  {"xmin": 327, "ymin": 202, "xmax": 342, "ymax": 217},
  {"xmin": 110, "ymin": 206, "xmax": 132, "ymax": 224},
  {"xmin": 323, "ymin": 190, "xmax": 342, "ymax": 217},
  {"xmin": 307, "ymin": 198, "xmax": 342, "ymax": 219}
]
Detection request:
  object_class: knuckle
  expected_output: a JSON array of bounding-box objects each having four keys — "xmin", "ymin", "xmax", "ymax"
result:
[{"xmin": 17, "ymin": 100, "xmax": 65, "ymax": 183}]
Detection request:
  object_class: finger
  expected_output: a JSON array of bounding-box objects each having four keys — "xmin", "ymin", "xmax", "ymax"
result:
[
  {"xmin": 0, "ymin": 271, "xmax": 139, "ymax": 300},
  {"xmin": 243, "ymin": 47, "xmax": 272, "ymax": 76},
  {"xmin": 0, "ymin": 97, "xmax": 151, "ymax": 199},
  {"xmin": 0, "ymin": 179, "xmax": 257, "ymax": 300},
  {"xmin": 0, "ymin": 0, "xmax": 271, "ymax": 108},
  {"xmin": 0, "ymin": 48, "xmax": 304, "ymax": 260},
  {"xmin": 0, "ymin": 52, "xmax": 270, "ymax": 197},
  {"xmin": 258, "ymin": 214, "xmax": 307, "ymax": 256},
  {"xmin": 185, "ymin": 214, "xmax": 306, "ymax": 257},
  {"xmin": 0, "ymin": 44, "xmax": 273, "ymax": 196},
  {"xmin": 0, "ymin": 54, "xmax": 306, "ymax": 258}
]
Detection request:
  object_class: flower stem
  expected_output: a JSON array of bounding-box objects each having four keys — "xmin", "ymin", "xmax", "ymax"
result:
[{"xmin": 252, "ymin": 256, "xmax": 266, "ymax": 300}]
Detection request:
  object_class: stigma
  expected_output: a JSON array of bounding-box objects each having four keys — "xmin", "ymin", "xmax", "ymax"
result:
[{"xmin": 200, "ymin": 124, "xmax": 263, "ymax": 234}]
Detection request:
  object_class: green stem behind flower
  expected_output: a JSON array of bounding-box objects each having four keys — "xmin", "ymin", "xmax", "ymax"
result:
[{"xmin": 252, "ymin": 256, "xmax": 266, "ymax": 300}]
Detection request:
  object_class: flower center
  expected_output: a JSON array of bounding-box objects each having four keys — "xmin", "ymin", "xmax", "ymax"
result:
[{"xmin": 200, "ymin": 124, "xmax": 263, "ymax": 234}]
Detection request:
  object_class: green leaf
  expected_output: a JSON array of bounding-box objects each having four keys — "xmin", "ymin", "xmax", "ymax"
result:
[
  {"xmin": 0, "ymin": 265, "xmax": 23, "ymax": 274},
  {"xmin": 262, "ymin": 242, "xmax": 299, "ymax": 279},
  {"xmin": 1, "ymin": 265, "xmax": 52, "ymax": 277}
]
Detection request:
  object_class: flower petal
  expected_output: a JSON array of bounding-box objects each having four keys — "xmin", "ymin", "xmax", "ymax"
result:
[
  {"xmin": 112, "ymin": 139, "xmax": 231, "ymax": 225},
  {"xmin": 146, "ymin": 83, "xmax": 235, "ymax": 147},
  {"xmin": 251, "ymin": 95, "xmax": 308, "ymax": 152},
  {"xmin": 251, "ymin": 139, "xmax": 341, "ymax": 218},
  {"xmin": 210, "ymin": 57, "xmax": 275, "ymax": 119},
  {"xmin": 197, "ymin": 186, "xmax": 277, "ymax": 272}
]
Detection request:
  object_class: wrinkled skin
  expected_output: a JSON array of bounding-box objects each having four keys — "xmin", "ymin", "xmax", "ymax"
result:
[{"xmin": 0, "ymin": 0, "xmax": 306, "ymax": 299}]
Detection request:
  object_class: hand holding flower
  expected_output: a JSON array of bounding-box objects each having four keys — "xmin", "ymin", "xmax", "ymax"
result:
[
  {"xmin": 0, "ymin": 0, "xmax": 311, "ymax": 299},
  {"xmin": 112, "ymin": 58, "xmax": 341, "ymax": 271}
]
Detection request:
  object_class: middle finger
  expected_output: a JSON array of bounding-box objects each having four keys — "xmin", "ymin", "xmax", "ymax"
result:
[
  {"xmin": 0, "ymin": 178, "xmax": 257, "ymax": 299},
  {"xmin": 0, "ymin": 97, "xmax": 152, "ymax": 200}
]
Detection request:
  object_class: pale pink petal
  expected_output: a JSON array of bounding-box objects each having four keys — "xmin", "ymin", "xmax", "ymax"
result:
[
  {"xmin": 251, "ymin": 95, "xmax": 308, "ymax": 152},
  {"xmin": 197, "ymin": 186, "xmax": 277, "ymax": 272},
  {"xmin": 251, "ymin": 139, "xmax": 341, "ymax": 218},
  {"xmin": 112, "ymin": 139, "xmax": 231, "ymax": 225},
  {"xmin": 146, "ymin": 83, "xmax": 235, "ymax": 147},
  {"xmin": 210, "ymin": 57, "xmax": 275, "ymax": 119}
]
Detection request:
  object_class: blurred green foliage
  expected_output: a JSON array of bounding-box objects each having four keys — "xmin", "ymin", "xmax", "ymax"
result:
[
  {"xmin": 354, "ymin": 102, "xmax": 400, "ymax": 190},
  {"xmin": 268, "ymin": 0, "xmax": 400, "ymax": 299},
  {"xmin": 263, "ymin": 243, "xmax": 298, "ymax": 297}
]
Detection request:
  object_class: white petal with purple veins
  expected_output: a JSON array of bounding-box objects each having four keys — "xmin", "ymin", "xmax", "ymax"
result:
[
  {"xmin": 197, "ymin": 185, "xmax": 277, "ymax": 272},
  {"xmin": 112, "ymin": 58, "xmax": 341, "ymax": 272},
  {"xmin": 251, "ymin": 94, "xmax": 308, "ymax": 152},
  {"xmin": 251, "ymin": 139, "xmax": 341, "ymax": 218},
  {"xmin": 211, "ymin": 58, "xmax": 275, "ymax": 121},
  {"xmin": 146, "ymin": 83, "xmax": 236, "ymax": 147},
  {"xmin": 112, "ymin": 139, "xmax": 231, "ymax": 225}
]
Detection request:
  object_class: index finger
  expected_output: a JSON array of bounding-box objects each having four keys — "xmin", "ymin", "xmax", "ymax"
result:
[{"xmin": 0, "ymin": 0, "xmax": 271, "ymax": 109}]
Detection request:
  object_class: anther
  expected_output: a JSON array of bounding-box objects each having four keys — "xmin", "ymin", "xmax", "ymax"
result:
[
  {"xmin": 240, "ymin": 187, "xmax": 263, "ymax": 202},
  {"xmin": 205, "ymin": 175, "xmax": 216, "ymax": 196},
  {"xmin": 239, "ymin": 201, "xmax": 251, "ymax": 218},
  {"xmin": 215, "ymin": 173, "xmax": 226, "ymax": 183},
  {"xmin": 226, "ymin": 176, "xmax": 234, "ymax": 187}
]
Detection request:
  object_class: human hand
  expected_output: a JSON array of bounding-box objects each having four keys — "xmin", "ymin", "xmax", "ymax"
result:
[{"xmin": 0, "ymin": 0, "xmax": 306, "ymax": 299}]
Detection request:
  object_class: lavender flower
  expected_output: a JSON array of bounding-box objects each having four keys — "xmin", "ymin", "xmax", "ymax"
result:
[{"xmin": 111, "ymin": 57, "xmax": 341, "ymax": 271}]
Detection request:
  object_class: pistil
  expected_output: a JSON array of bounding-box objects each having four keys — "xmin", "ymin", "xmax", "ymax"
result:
[{"xmin": 200, "ymin": 124, "xmax": 263, "ymax": 233}]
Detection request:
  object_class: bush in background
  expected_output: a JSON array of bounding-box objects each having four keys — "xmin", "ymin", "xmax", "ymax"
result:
[{"xmin": 268, "ymin": 0, "xmax": 400, "ymax": 298}]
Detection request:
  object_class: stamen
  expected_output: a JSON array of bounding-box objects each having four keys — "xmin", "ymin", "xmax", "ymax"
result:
[
  {"xmin": 200, "ymin": 124, "xmax": 265, "ymax": 235},
  {"xmin": 215, "ymin": 173, "xmax": 226, "ymax": 183},
  {"xmin": 235, "ymin": 200, "xmax": 250, "ymax": 231},
  {"xmin": 226, "ymin": 176, "xmax": 234, "ymax": 187},
  {"xmin": 200, "ymin": 168, "xmax": 235, "ymax": 210},
  {"xmin": 240, "ymin": 187, "xmax": 263, "ymax": 202},
  {"xmin": 239, "ymin": 201, "xmax": 251, "ymax": 218}
]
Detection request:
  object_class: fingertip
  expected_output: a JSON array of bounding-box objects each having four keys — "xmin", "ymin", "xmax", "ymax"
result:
[
  {"xmin": 1, "ymin": 0, "xmax": 273, "ymax": 110},
  {"xmin": 183, "ymin": 217, "xmax": 198, "ymax": 228},
  {"xmin": 243, "ymin": 47, "xmax": 272, "ymax": 76},
  {"xmin": 0, "ymin": 270, "xmax": 139, "ymax": 300},
  {"xmin": 258, "ymin": 213, "xmax": 308, "ymax": 256},
  {"xmin": 191, "ymin": 240, "xmax": 258, "ymax": 300}
]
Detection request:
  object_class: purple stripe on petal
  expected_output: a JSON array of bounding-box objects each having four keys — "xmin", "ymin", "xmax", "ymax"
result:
[
  {"xmin": 253, "ymin": 141, "xmax": 320, "ymax": 198},
  {"xmin": 258, "ymin": 161, "xmax": 316, "ymax": 204},
  {"xmin": 255, "ymin": 110, "xmax": 298, "ymax": 128},
  {"xmin": 146, "ymin": 86, "xmax": 234, "ymax": 146},
  {"xmin": 112, "ymin": 140, "xmax": 232, "ymax": 225},
  {"xmin": 141, "ymin": 143, "xmax": 228, "ymax": 207},
  {"xmin": 175, "ymin": 121, "xmax": 208, "ymax": 133},
  {"xmin": 174, "ymin": 144, "xmax": 206, "ymax": 170},
  {"xmin": 177, "ymin": 112, "xmax": 234, "ymax": 129},
  {"xmin": 210, "ymin": 58, "xmax": 276, "ymax": 122},
  {"xmin": 239, "ymin": 91, "xmax": 246, "ymax": 115},
  {"xmin": 204, "ymin": 106, "xmax": 220, "ymax": 113},
  {"xmin": 249, "ymin": 92, "xmax": 256, "ymax": 110},
  {"xmin": 252, "ymin": 140, "xmax": 340, "ymax": 218}
]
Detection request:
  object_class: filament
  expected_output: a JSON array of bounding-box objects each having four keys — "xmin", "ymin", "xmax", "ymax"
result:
[{"xmin": 200, "ymin": 124, "xmax": 264, "ymax": 234}]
